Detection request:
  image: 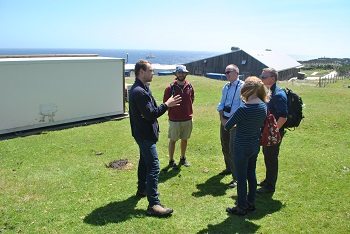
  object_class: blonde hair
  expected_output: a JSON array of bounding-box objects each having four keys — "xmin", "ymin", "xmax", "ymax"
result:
[{"xmin": 240, "ymin": 76, "xmax": 270, "ymax": 103}]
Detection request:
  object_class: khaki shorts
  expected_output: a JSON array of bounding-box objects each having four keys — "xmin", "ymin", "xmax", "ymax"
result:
[{"xmin": 168, "ymin": 119, "xmax": 193, "ymax": 141}]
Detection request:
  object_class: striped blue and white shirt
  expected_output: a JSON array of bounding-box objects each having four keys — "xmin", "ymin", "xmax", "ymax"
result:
[{"xmin": 225, "ymin": 102, "xmax": 267, "ymax": 149}]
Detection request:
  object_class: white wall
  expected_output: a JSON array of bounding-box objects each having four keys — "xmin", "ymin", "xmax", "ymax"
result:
[{"xmin": 0, "ymin": 57, "xmax": 125, "ymax": 134}]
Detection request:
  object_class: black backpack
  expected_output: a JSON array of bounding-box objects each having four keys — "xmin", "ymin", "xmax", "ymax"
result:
[{"xmin": 278, "ymin": 88, "xmax": 304, "ymax": 128}]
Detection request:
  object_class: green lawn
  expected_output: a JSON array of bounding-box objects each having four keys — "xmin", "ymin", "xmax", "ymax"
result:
[
  {"xmin": 1, "ymin": 75, "xmax": 350, "ymax": 233},
  {"xmin": 300, "ymin": 69, "xmax": 332, "ymax": 77}
]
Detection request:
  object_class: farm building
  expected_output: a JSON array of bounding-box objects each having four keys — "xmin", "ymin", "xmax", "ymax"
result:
[{"xmin": 184, "ymin": 47, "xmax": 302, "ymax": 80}]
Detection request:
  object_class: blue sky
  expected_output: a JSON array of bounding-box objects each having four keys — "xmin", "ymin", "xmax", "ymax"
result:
[{"xmin": 1, "ymin": 0, "xmax": 349, "ymax": 58}]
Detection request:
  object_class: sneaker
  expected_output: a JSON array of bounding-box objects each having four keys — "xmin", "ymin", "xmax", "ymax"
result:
[
  {"xmin": 180, "ymin": 157, "xmax": 190, "ymax": 167},
  {"xmin": 228, "ymin": 180, "xmax": 237, "ymax": 188},
  {"xmin": 169, "ymin": 160, "xmax": 179, "ymax": 169},
  {"xmin": 146, "ymin": 204, "xmax": 173, "ymax": 217},
  {"xmin": 257, "ymin": 186, "xmax": 275, "ymax": 194},
  {"xmin": 226, "ymin": 206, "xmax": 247, "ymax": 216}
]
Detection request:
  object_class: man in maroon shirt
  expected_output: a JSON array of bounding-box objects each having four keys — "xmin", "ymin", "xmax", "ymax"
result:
[{"xmin": 163, "ymin": 65, "xmax": 195, "ymax": 169}]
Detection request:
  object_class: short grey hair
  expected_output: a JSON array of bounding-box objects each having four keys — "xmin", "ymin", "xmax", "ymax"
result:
[
  {"xmin": 227, "ymin": 64, "xmax": 239, "ymax": 74},
  {"xmin": 263, "ymin": 67, "xmax": 278, "ymax": 81}
]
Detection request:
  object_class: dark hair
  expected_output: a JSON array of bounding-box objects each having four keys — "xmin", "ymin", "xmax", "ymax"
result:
[{"xmin": 135, "ymin": 60, "xmax": 151, "ymax": 77}]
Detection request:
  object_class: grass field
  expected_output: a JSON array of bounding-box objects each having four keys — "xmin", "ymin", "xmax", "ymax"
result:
[
  {"xmin": 300, "ymin": 69, "xmax": 331, "ymax": 77},
  {"xmin": 1, "ymin": 74, "xmax": 350, "ymax": 233}
]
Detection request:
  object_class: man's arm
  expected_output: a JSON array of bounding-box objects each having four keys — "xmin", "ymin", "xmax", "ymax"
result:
[{"xmin": 277, "ymin": 117, "xmax": 287, "ymax": 129}]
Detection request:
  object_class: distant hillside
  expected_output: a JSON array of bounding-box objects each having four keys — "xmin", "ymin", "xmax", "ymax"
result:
[
  {"xmin": 298, "ymin": 57, "xmax": 350, "ymax": 70},
  {"xmin": 299, "ymin": 57, "xmax": 350, "ymax": 66}
]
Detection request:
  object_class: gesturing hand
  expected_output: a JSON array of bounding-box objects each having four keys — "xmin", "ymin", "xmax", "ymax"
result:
[{"xmin": 166, "ymin": 95, "xmax": 182, "ymax": 108}]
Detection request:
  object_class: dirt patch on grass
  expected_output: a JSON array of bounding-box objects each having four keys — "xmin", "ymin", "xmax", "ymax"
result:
[{"xmin": 105, "ymin": 159, "xmax": 133, "ymax": 170}]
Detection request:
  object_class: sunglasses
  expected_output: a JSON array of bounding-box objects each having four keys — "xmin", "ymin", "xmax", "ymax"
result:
[
  {"xmin": 225, "ymin": 70, "xmax": 236, "ymax": 75},
  {"xmin": 259, "ymin": 75, "xmax": 273, "ymax": 79}
]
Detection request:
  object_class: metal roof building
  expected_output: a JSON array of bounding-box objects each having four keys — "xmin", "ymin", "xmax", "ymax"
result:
[{"xmin": 184, "ymin": 48, "xmax": 302, "ymax": 80}]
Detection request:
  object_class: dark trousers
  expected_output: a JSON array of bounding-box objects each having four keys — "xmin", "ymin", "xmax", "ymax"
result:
[
  {"xmin": 262, "ymin": 141, "xmax": 282, "ymax": 189},
  {"xmin": 136, "ymin": 139, "xmax": 160, "ymax": 206},
  {"xmin": 220, "ymin": 124, "xmax": 236, "ymax": 180},
  {"xmin": 234, "ymin": 144, "xmax": 260, "ymax": 208}
]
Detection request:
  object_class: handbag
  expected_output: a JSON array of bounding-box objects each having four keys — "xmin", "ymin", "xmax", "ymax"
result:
[{"xmin": 260, "ymin": 108, "xmax": 282, "ymax": 146}]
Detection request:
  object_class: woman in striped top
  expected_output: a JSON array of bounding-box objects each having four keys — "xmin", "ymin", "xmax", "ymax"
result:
[{"xmin": 224, "ymin": 76, "xmax": 269, "ymax": 216}]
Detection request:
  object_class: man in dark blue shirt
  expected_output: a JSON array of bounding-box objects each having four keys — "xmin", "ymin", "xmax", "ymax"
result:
[
  {"xmin": 129, "ymin": 60, "xmax": 181, "ymax": 217},
  {"xmin": 258, "ymin": 67, "xmax": 288, "ymax": 194}
]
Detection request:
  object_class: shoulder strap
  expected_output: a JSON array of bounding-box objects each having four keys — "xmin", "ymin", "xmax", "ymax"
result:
[
  {"xmin": 170, "ymin": 82, "xmax": 175, "ymax": 96},
  {"xmin": 187, "ymin": 82, "xmax": 193, "ymax": 95},
  {"xmin": 170, "ymin": 82, "xmax": 193, "ymax": 97},
  {"xmin": 188, "ymin": 83, "xmax": 194, "ymax": 101}
]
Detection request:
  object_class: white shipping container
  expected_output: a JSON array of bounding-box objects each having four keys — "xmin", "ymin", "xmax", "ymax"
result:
[{"xmin": 0, "ymin": 56, "xmax": 125, "ymax": 134}]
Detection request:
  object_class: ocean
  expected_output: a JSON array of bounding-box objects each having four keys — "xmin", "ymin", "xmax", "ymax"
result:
[{"xmin": 0, "ymin": 48, "xmax": 224, "ymax": 65}]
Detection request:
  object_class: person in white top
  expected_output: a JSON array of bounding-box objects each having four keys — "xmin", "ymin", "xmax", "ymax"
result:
[{"xmin": 217, "ymin": 64, "xmax": 244, "ymax": 188}]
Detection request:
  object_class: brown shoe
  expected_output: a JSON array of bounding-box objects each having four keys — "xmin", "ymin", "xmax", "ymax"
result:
[{"xmin": 146, "ymin": 204, "xmax": 173, "ymax": 217}]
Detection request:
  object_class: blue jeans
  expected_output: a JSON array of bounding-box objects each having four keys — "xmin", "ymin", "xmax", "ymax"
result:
[
  {"xmin": 136, "ymin": 140, "xmax": 160, "ymax": 206},
  {"xmin": 233, "ymin": 144, "xmax": 260, "ymax": 209}
]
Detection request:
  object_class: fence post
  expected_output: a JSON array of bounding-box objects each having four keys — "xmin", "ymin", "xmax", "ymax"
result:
[{"xmin": 318, "ymin": 77, "xmax": 320, "ymax": 87}]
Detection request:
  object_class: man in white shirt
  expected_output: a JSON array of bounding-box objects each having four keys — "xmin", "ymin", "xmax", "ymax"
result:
[{"xmin": 217, "ymin": 64, "xmax": 244, "ymax": 188}]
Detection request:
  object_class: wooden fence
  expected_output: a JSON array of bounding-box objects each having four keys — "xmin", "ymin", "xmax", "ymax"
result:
[
  {"xmin": 286, "ymin": 75, "xmax": 349, "ymax": 87},
  {"xmin": 317, "ymin": 75, "xmax": 349, "ymax": 87}
]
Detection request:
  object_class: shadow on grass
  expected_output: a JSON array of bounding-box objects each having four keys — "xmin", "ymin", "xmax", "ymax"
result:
[
  {"xmin": 192, "ymin": 174, "xmax": 228, "ymax": 197},
  {"xmin": 158, "ymin": 165, "xmax": 181, "ymax": 183},
  {"xmin": 197, "ymin": 194, "xmax": 284, "ymax": 233},
  {"xmin": 84, "ymin": 164, "xmax": 181, "ymax": 225},
  {"xmin": 253, "ymin": 192, "xmax": 285, "ymax": 219},
  {"xmin": 83, "ymin": 195, "xmax": 145, "ymax": 225},
  {"xmin": 197, "ymin": 217, "xmax": 260, "ymax": 234}
]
